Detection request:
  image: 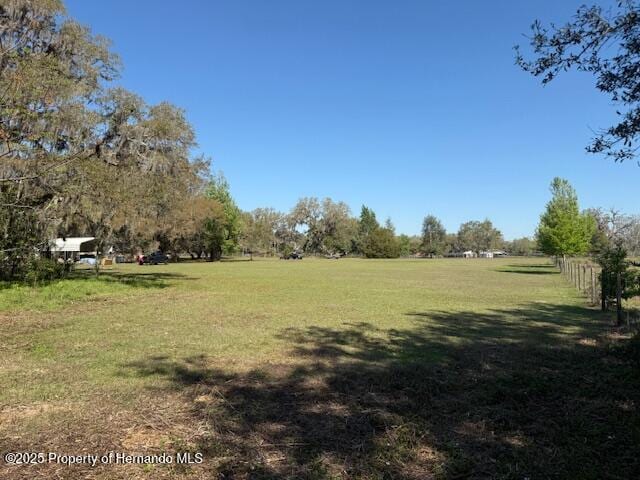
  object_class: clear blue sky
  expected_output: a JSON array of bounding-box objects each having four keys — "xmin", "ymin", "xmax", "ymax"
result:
[{"xmin": 66, "ymin": 0, "xmax": 636, "ymax": 240}]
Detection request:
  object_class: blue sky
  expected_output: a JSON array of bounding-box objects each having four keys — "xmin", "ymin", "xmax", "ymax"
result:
[{"xmin": 66, "ymin": 0, "xmax": 636, "ymax": 239}]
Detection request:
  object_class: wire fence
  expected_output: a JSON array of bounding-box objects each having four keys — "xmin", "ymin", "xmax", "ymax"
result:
[
  {"xmin": 555, "ymin": 257, "xmax": 602, "ymax": 306},
  {"xmin": 554, "ymin": 257, "xmax": 640, "ymax": 326}
]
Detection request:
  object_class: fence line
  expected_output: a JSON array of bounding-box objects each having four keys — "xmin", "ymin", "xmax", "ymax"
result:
[
  {"xmin": 554, "ymin": 257, "xmax": 601, "ymax": 307},
  {"xmin": 554, "ymin": 257, "xmax": 634, "ymax": 326}
]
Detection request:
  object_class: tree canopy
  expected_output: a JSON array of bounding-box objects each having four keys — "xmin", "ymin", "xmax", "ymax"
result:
[
  {"xmin": 0, "ymin": 0, "xmax": 225, "ymax": 277},
  {"xmin": 536, "ymin": 178, "xmax": 595, "ymax": 257},
  {"xmin": 421, "ymin": 215, "xmax": 447, "ymax": 257},
  {"xmin": 516, "ymin": 1, "xmax": 640, "ymax": 162},
  {"xmin": 457, "ymin": 220, "xmax": 503, "ymax": 254}
]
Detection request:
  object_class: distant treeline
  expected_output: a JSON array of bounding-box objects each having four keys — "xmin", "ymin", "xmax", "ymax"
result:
[
  {"xmin": 2, "ymin": 3, "xmax": 639, "ymax": 283},
  {"xmin": 239, "ymin": 200, "xmax": 531, "ymax": 259}
]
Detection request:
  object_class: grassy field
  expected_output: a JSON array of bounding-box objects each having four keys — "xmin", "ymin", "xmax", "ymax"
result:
[{"xmin": 1, "ymin": 258, "xmax": 638, "ymax": 479}]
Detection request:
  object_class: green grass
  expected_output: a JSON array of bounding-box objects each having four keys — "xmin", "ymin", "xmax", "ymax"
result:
[
  {"xmin": 0, "ymin": 267, "xmax": 174, "ymax": 312},
  {"xmin": 1, "ymin": 258, "xmax": 638, "ymax": 479}
]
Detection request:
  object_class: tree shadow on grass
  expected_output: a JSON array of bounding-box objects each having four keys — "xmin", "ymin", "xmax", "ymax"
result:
[
  {"xmin": 123, "ymin": 303, "xmax": 640, "ymax": 479},
  {"xmin": 72, "ymin": 269, "xmax": 196, "ymax": 289},
  {"xmin": 0, "ymin": 270, "xmax": 196, "ymax": 291},
  {"xmin": 171, "ymin": 257, "xmax": 252, "ymax": 263},
  {"xmin": 504, "ymin": 264, "xmax": 553, "ymax": 269},
  {"xmin": 496, "ymin": 269, "xmax": 559, "ymax": 275},
  {"xmin": 495, "ymin": 264, "xmax": 558, "ymax": 275}
]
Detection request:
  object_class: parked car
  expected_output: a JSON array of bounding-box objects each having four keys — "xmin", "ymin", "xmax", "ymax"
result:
[{"xmin": 139, "ymin": 251, "xmax": 169, "ymax": 265}]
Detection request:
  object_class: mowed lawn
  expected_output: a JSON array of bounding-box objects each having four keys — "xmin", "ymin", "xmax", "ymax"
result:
[{"xmin": 1, "ymin": 258, "xmax": 638, "ymax": 479}]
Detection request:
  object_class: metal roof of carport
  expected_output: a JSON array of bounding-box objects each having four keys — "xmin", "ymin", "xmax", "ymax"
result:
[{"xmin": 50, "ymin": 237, "xmax": 96, "ymax": 252}]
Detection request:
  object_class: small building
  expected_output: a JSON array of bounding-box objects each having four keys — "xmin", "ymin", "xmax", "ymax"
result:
[
  {"xmin": 50, "ymin": 237, "xmax": 96, "ymax": 262},
  {"xmin": 462, "ymin": 250, "xmax": 476, "ymax": 258}
]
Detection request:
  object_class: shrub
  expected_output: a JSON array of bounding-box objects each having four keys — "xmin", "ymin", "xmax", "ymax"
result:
[
  {"xmin": 24, "ymin": 257, "xmax": 67, "ymax": 286},
  {"xmin": 362, "ymin": 228, "xmax": 401, "ymax": 259},
  {"xmin": 281, "ymin": 244, "xmax": 293, "ymax": 259}
]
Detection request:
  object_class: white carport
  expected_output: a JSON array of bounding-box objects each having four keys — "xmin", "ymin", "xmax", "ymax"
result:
[{"xmin": 50, "ymin": 237, "xmax": 96, "ymax": 261}]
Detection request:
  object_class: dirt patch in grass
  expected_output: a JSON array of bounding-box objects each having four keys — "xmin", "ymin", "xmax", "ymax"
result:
[
  {"xmin": 121, "ymin": 428, "xmax": 171, "ymax": 451},
  {"xmin": 0, "ymin": 402, "xmax": 75, "ymax": 426}
]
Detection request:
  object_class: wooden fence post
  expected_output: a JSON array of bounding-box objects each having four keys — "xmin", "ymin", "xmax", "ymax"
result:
[
  {"xmin": 570, "ymin": 262, "xmax": 573, "ymax": 283},
  {"xmin": 590, "ymin": 267, "xmax": 596, "ymax": 304},
  {"xmin": 577, "ymin": 264, "xmax": 581, "ymax": 290},
  {"xmin": 573, "ymin": 262, "xmax": 575, "ymax": 284}
]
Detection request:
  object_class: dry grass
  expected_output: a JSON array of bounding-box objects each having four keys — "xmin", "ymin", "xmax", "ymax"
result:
[{"xmin": 1, "ymin": 258, "xmax": 638, "ymax": 479}]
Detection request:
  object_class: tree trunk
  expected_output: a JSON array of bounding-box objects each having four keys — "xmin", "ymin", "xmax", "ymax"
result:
[
  {"xmin": 601, "ymin": 269, "xmax": 607, "ymax": 312},
  {"xmin": 616, "ymin": 272, "xmax": 623, "ymax": 326}
]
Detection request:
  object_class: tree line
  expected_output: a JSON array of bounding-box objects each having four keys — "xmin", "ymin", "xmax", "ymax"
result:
[
  {"xmin": 0, "ymin": 1, "xmax": 537, "ymax": 280},
  {"xmin": 0, "ymin": 1, "xmax": 241, "ymax": 279},
  {"xmin": 239, "ymin": 199, "xmax": 529, "ymax": 259},
  {"xmin": 3, "ymin": 1, "xmax": 639, "ymax": 284}
]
